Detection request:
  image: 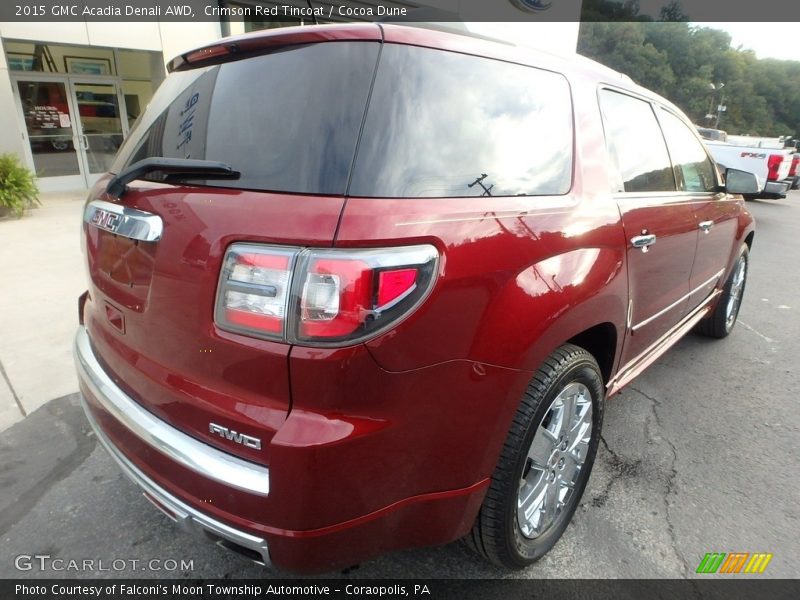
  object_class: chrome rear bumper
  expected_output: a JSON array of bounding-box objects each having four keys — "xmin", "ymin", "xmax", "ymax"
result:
[{"xmin": 74, "ymin": 326, "xmax": 270, "ymax": 564}]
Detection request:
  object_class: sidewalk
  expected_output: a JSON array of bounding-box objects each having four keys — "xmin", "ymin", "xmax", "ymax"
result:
[{"xmin": 0, "ymin": 191, "xmax": 88, "ymax": 431}]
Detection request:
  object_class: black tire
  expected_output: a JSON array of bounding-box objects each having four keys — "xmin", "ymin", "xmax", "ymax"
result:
[
  {"xmin": 465, "ymin": 344, "xmax": 604, "ymax": 568},
  {"xmin": 695, "ymin": 245, "xmax": 749, "ymax": 339}
]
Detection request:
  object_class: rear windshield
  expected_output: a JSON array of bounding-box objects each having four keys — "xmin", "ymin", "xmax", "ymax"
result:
[
  {"xmin": 112, "ymin": 41, "xmax": 573, "ymax": 198},
  {"xmin": 111, "ymin": 41, "xmax": 380, "ymax": 195},
  {"xmin": 349, "ymin": 44, "xmax": 574, "ymax": 198}
]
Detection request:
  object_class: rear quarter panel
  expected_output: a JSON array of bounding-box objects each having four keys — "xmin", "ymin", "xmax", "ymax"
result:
[{"xmin": 336, "ymin": 75, "xmax": 627, "ymax": 375}]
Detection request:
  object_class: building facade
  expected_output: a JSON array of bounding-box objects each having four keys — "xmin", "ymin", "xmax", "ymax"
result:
[{"xmin": 0, "ymin": 21, "xmax": 222, "ymax": 191}]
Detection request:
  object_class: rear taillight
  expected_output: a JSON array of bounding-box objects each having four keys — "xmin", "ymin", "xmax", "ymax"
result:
[
  {"xmin": 215, "ymin": 245, "xmax": 296, "ymax": 340},
  {"xmin": 789, "ymin": 156, "xmax": 799, "ymax": 177},
  {"xmin": 215, "ymin": 244, "xmax": 439, "ymax": 346},
  {"xmin": 767, "ymin": 154, "xmax": 784, "ymax": 180}
]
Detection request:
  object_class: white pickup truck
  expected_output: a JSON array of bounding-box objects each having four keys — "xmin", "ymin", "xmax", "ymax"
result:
[{"xmin": 699, "ymin": 132, "xmax": 799, "ymax": 198}]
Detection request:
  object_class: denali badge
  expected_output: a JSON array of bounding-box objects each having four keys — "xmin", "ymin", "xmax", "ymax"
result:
[{"xmin": 209, "ymin": 422, "xmax": 262, "ymax": 450}]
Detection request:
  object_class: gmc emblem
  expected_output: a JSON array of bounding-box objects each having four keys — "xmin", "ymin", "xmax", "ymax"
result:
[
  {"xmin": 209, "ymin": 422, "xmax": 262, "ymax": 450},
  {"xmin": 90, "ymin": 208, "xmax": 122, "ymax": 233}
]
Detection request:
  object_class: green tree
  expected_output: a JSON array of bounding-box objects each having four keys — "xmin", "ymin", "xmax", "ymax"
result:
[
  {"xmin": 578, "ymin": 22, "xmax": 675, "ymax": 94},
  {"xmin": 578, "ymin": 22, "xmax": 800, "ymax": 137}
]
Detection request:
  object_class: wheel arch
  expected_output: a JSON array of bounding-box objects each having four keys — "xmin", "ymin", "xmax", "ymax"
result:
[
  {"xmin": 566, "ymin": 322, "xmax": 617, "ymax": 384},
  {"xmin": 745, "ymin": 230, "xmax": 755, "ymax": 250},
  {"xmin": 460, "ymin": 244, "xmax": 628, "ymax": 376}
]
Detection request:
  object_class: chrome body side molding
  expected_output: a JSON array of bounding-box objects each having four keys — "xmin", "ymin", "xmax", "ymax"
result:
[
  {"xmin": 609, "ymin": 288, "xmax": 723, "ymax": 397},
  {"xmin": 631, "ymin": 269, "xmax": 725, "ymax": 333}
]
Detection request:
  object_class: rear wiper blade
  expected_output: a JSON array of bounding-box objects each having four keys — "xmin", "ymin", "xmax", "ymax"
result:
[{"xmin": 106, "ymin": 157, "xmax": 240, "ymax": 198}]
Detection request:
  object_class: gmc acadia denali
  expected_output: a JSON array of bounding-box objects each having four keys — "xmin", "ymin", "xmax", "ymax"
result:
[{"xmin": 74, "ymin": 23, "xmax": 756, "ymax": 572}]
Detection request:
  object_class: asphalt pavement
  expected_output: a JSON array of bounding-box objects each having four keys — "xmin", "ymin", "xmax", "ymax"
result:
[{"xmin": 0, "ymin": 193, "xmax": 797, "ymax": 580}]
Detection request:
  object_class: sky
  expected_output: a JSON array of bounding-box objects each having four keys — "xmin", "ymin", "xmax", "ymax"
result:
[{"xmin": 692, "ymin": 23, "xmax": 799, "ymax": 62}]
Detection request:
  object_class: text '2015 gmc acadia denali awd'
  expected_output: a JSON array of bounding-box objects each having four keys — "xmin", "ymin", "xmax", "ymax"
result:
[{"xmin": 74, "ymin": 23, "xmax": 756, "ymax": 572}]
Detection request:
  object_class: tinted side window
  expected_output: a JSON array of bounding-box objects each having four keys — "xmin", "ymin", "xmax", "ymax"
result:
[
  {"xmin": 658, "ymin": 109, "xmax": 717, "ymax": 192},
  {"xmin": 348, "ymin": 44, "xmax": 573, "ymax": 198},
  {"xmin": 599, "ymin": 90, "xmax": 675, "ymax": 193},
  {"xmin": 111, "ymin": 42, "xmax": 380, "ymax": 195}
]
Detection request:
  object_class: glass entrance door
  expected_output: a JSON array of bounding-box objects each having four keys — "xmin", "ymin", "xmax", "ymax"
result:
[
  {"xmin": 14, "ymin": 78, "xmax": 84, "ymax": 189},
  {"xmin": 69, "ymin": 80, "xmax": 126, "ymax": 186},
  {"xmin": 13, "ymin": 75, "xmax": 129, "ymax": 189}
]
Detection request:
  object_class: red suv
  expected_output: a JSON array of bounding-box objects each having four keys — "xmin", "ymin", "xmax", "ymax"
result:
[{"xmin": 74, "ymin": 23, "xmax": 756, "ymax": 572}]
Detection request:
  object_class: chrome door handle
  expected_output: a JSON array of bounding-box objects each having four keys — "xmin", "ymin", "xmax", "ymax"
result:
[
  {"xmin": 81, "ymin": 134, "xmax": 90, "ymax": 151},
  {"xmin": 631, "ymin": 234, "xmax": 657, "ymax": 252},
  {"xmin": 699, "ymin": 220, "xmax": 714, "ymax": 233}
]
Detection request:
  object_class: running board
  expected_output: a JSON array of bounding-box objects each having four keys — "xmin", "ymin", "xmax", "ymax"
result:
[{"xmin": 607, "ymin": 289, "xmax": 722, "ymax": 397}]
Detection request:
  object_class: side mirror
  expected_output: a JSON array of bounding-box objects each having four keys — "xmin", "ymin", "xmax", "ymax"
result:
[{"xmin": 724, "ymin": 168, "xmax": 762, "ymax": 195}]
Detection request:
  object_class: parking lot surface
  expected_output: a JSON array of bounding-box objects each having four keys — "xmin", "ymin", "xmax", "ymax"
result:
[{"xmin": 0, "ymin": 194, "xmax": 797, "ymax": 579}]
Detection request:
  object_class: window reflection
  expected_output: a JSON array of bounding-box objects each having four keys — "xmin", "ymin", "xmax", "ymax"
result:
[
  {"xmin": 599, "ymin": 90, "xmax": 676, "ymax": 193},
  {"xmin": 16, "ymin": 80, "xmax": 80, "ymax": 177},
  {"xmin": 114, "ymin": 42, "xmax": 379, "ymax": 195},
  {"xmin": 74, "ymin": 83, "xmax": 124, "ymax": 173},
  {"xmin": 349, "ymin": 44, "xmax": 573, "ymax": 198},
  {"xmin": 468, "ymin": 174, "xmax": 494, "ymax": 196},
  {"xmin": 4, "ymin": 41, "xmax": 117, "ymax": 74},
  {"xmin": 658, "ymin": 109, "xmax": 717, "ymax": 192},
  {"xmin": 5, "ymin": 41, "xmax": 163, "ymax": 131}
]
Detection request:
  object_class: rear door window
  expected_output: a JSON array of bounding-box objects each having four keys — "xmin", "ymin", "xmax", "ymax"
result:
[
  {"xmin": 348, "ymin": 44, "xmax": 574, "ymax": 198},
  {"xmin": 657, "ymin": 108, "xmax": 717, "ymax": 192},
  {"xmin": 111, "ymin": 42, "xmax": 380, "ymax": 195},
  {"xmin": 599, "ymin": 89, "xmax": 676, "ymax": 193}
]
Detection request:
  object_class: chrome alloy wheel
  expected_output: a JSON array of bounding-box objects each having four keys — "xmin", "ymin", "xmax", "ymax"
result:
[
  {"xmin": 725, "ymin": 257, "xmax": 747, "ymax": 329},
  {"xmin": 517, "ymin": 382, "xmax": 593, "ymax": 539}
]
